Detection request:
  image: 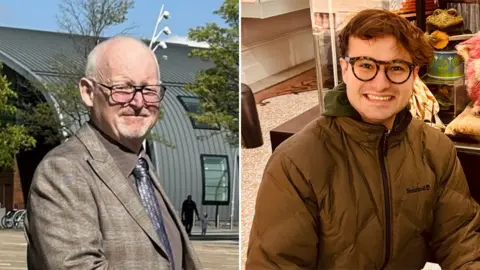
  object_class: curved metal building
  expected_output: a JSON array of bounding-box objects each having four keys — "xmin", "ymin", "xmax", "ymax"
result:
[{"xmin": 0, "ymin": 26, "xmax": 239, "ymax": 225}]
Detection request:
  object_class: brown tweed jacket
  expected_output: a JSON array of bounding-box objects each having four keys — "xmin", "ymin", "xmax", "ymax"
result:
[{"xmin": 25, "ymin": 123, "xmax": 202, "ymax": 270}]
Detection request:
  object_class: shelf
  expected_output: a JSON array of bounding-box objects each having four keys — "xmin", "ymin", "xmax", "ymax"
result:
[
  {"xmin": 455, "ymin": 141, "xmax": 480, "ymax": 155},
  {"xmin": 421, "ymin": 74, "xmax": 464, "ymax": 86},
  {"xmin": 241, "ymin": 0, "xmax": 309, "ymax": 19},
  {"xmin": 398, "ymin": 10, "xmax": 434, "ymax": 18}
]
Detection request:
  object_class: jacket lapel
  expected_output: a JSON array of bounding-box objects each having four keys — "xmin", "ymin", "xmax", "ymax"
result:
[
  {"xmin": 73, "ymin": 124, "xmax": 169, "ymax": 257},
  {"xmin": 147, "ymin": 159, "xmax": 203, "ymax": 269}
]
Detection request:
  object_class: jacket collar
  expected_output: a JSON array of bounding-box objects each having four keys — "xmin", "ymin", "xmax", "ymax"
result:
[{"xmin": 335, "ymin": 113, "xmax": 411, "ymax": 147}]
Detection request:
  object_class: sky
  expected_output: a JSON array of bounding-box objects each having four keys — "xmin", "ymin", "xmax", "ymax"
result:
[{"xmin": 0, "ymin": 0, "xmax": 226, "ymax": 47}]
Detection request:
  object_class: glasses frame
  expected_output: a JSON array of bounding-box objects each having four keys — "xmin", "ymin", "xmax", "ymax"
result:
[
  {"xmin": 91, "ymin": 79, "xmax": 166, "ymax": 104},
  {"xmin": 345, "ymin": 56, "xmax": 416, "ymax": 85}
]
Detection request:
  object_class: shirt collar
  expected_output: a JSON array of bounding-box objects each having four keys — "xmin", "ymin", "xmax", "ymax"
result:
[{"xmin": 88, "ymin": 121, "xmax": 146, "ymax": 178}]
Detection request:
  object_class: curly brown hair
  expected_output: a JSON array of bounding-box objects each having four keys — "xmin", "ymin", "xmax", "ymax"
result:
[{"xmin": 338, "ymin": 9, "xmax": 433, "ymax": 66}]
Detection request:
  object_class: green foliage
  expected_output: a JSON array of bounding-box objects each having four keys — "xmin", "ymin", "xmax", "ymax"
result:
[
  {"xmin": 0, "ymin": 66, "xmax": 36, "ymax": 169},
  {"xmin": 0, "ymin": 125, "xmax": 36, "ymax": 169},
  {"xmin": 39, "ymin": 79, "xmax": 88, "ymax": 139},
  {"xmin": 0, "ymin": 75, "xmax": 17, "ymax": 117},
  {"xmin": 185, "ymin": 0, "xmax": 239, "ymax": 147},
  {"xmin": 146, "ymin": 128, "xmax": 176, "ymax": 149},
  {"xmin": 19, "ymin": 99, "xmax": 64, "ymax": 145}
]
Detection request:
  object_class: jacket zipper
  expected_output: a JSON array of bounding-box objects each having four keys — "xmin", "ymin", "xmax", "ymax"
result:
[{"xmin": 379, "ymin": 129, "xmax": 391, "ymax": 269}]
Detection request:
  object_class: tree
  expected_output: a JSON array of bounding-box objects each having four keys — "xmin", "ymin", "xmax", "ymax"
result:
[
  {"xmin": 185, "ymin": 0, "xmax": 239, "ymax": 147},
  {"xmin": 0, "ymin": 64, "xmax": 36, "ymax": 169}
]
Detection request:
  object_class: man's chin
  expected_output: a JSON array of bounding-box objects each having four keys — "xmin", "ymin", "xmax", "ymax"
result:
[{"xmin": 117, "ymin": 123, "xmax": 152, "ymax": 139}]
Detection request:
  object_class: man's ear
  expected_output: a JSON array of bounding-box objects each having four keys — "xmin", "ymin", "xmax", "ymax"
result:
[
  {"xmin": 79, "ymin": 78, "xmax": 94, "ymax": 108},
  {"xmin": 339, "ymin": 57, "xmax": 349, "ymax": 83}
]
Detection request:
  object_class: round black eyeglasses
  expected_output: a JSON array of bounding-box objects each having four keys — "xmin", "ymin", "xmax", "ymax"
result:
[{"xmin": 345, "ymin": 56, "xmax": 416, "ymax": 84}]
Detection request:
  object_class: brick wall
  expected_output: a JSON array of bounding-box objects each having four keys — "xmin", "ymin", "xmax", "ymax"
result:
[
  {"xmin": 0, "ymin": 168, "xmax": 13, "ymax": 210},
  {"xmin": 0, "ymin": 158, "xmax": 25, "ymax": 210},
  {"xmin": 13, "ymin": 160, "xmax": 24, "ymax": 209}
]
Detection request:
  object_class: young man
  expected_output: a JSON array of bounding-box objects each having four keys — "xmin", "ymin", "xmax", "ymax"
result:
[
  {"xmin": 246, "ymin": 9, "xmax": 480, "ymax": 269},
  {"xmin": 25, "ymin": 36, "xmax": 201, "ymax": 269}
]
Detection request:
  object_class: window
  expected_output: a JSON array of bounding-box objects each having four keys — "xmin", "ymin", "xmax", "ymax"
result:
[
  {"xmin": 177, "ymin": 96, "xmax": 219, "ymax": 130},
  {"xmin": 201, "ymin": 155, "xmax": 230, "ymax": 205}
]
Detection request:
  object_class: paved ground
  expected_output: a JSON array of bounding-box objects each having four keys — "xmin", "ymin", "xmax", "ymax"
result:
[
  {"xmin": 192, "ymin": 240, "xmax": 238, "ymax": 270},
  {"xmin": 241, "ymin": 90, "xmax": 319, "ymax": 269},
  {"xmin": 0, "ymin": 230, "xmax": 27, "ymax": 269},
  {"xmin": 0, "ymin": 229, "xmax": 239, "ymax": 269}
]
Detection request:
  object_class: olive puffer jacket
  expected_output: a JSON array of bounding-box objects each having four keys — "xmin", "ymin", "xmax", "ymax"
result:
[{"xmin": 246, "ymin": 84, "xmax": 480, "ymax": 269}]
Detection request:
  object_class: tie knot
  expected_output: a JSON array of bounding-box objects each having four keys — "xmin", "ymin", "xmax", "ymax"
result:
[{"xmin": 135, "ymin": 157, "xmax": 149, "ymax": 172}]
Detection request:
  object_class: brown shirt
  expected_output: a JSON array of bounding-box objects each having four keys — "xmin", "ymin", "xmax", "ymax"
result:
[{"xmin": 90, "ymin": 123, "xmax": 183, "ymax": 269}]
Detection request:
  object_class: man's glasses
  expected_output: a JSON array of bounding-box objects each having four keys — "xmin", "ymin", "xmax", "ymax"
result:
[
  {"xmin": 345, "ymin": 56, "xmax": 415, "ymax": 84},
  {"xmin": 91, "ymin": 80, "xmax": 166, "ymax": 104}
]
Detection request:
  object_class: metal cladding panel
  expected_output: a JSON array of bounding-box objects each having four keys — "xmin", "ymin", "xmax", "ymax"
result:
[{"xmin": 150, "ymin": 86, "xmax": 239, "ymax": 222}]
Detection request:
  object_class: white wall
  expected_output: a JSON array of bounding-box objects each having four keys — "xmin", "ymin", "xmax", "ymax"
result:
[{"xmin": 241, "ymin": 9, "xmax": 315, "ymax": 92}]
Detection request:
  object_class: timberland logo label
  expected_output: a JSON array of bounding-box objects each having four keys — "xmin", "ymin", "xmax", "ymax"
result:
[{"xmin": 406, "ymin": 184, "xmax": 431, "ymax": 194}]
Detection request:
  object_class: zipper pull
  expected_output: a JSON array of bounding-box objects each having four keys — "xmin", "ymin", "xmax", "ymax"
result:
[{"xmin": 383, "ymin": 129, "xmax": 390, "ymax": 156}]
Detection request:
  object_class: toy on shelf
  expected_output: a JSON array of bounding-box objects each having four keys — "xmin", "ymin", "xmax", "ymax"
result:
[
  {"xmin": 456, "ymin": 34, "xmax": 480, "ymax": 114},
  {"xmin": 445, "ymin": 34, "xmax": 480, "ymax": 141},
  {"xmin": 425, "ymin": 8, "xmax": 469, "ymax": 50},
  {"xmin": 424, "ymin": 9, "xmax": 473, "ymax": 80}
]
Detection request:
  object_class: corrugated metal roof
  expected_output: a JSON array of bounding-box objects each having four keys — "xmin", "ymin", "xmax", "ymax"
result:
[{"xmin": 0, "ymin": 26, "xmax": 214, "ymax": 85}]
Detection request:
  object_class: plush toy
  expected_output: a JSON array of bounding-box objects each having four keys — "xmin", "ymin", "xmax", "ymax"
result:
[
  {"xmin": 445, "ymin": 34, "xmax": 480, "ymax": 141},
  {"xmin": 456, "ymin": 34, "xmax": 480, "ymax": 114},
  {"xmin": 424, "ymin": 8, "xmax": 470, "ymax": 50}
]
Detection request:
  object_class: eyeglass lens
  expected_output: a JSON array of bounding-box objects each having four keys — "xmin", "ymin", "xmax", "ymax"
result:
[
  {"xmin": 111, "ymin": 86, "xmax": 163, "ymax": 103},
  {"xmin": 352, "ymin": 58, "xmax": 411, "ymax": 84}
]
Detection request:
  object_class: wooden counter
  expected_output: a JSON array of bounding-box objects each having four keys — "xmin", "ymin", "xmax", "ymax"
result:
[{"xmin": 270, "ymin": 106, "xmax": 480, "ymax": 203}]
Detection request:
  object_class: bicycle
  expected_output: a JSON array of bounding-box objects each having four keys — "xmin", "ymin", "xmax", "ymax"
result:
[
  {"xmin": 1, "ymin": 209, "xmax": 18, "ymax": 229},
  {"xmin": 12, "ymin": 209, "xmax": 26, "ymax": 229}
]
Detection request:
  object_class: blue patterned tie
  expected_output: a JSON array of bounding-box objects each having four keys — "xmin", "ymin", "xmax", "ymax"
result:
[{"xmin": 133, "ymin": 158, "xmax": 175, "ymax": 270}]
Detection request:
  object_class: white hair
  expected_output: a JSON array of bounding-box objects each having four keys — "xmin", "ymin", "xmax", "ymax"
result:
[
  {"xmin": 85, "ymin": 45, "xmax": 99, "ymax": 78},
  {"xmin": 84, "ymin": 36, "xmax": 161, "ymax": 81}
]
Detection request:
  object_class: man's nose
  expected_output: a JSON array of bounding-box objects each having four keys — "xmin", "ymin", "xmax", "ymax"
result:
[
  {"xmin": 370, "ymin": 67, "xmax": 391, "ymax": 90},
  {"xmin": 129, "ymin": 90, "xmax": 145, "ymax": 108}
]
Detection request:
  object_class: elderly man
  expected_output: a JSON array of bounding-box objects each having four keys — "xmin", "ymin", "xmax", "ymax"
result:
[
  {"xmin": 25, "ymin": 36, "xmax": 201, "ymax": 269},
  {"xmin": 247, "ymin": 9, "xmax": 480, "ymax": 269}
]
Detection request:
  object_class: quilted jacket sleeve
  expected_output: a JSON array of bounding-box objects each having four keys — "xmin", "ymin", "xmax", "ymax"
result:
[
  {"xmin": 246, "ymin": 151, "xmax": 319, "ymax": 269},
  {"xmin": 431, "ymin": 143, "xmax": 480, "ymax": 269}
]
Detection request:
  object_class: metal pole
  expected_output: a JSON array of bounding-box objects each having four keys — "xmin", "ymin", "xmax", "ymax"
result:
[
  {"xmin": 216, "ymin": 205, "xmax": 219, "ymax": 228},
  {"xmin": 150, "ymin": 4, "xmax": 164, "ymax": 48},
  {"xmin": 230, "ymin": 148, "xmax": 238, "ymax": 230},
  {"xmin": 328, "ymin": 0, "xmax": 338, "ymax": 87},
  {"xmin": 416, "ymin": 0, "xmax": 426, "ymax": 32}
]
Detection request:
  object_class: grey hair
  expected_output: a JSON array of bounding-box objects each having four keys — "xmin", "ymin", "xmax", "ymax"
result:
[{"xmin": 84, "ymin": 36, "xmax": 161, "ymax": 81}]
